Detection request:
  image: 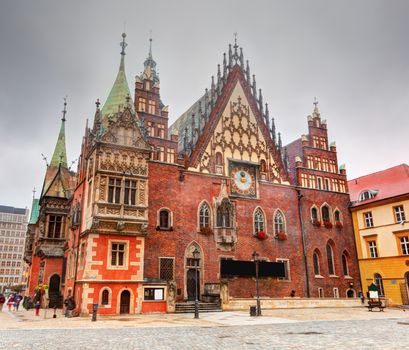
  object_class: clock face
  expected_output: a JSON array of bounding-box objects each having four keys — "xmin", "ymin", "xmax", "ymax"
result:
[{"xmin": 230, "ymin": 163, "xmax": 257, "ymax": 198}]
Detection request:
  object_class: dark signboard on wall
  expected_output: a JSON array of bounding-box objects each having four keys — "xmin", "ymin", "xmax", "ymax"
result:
[{"xmin": 220, "ymin": 259, "xmax": 285, "ymax": 278}]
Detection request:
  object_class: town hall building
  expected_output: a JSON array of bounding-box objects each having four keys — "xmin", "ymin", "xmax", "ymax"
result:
[{"xmin": 25, "ymin": 33, "xmax": 360, "ymax": 315}]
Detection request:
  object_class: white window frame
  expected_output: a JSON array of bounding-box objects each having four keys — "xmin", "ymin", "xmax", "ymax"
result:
[
  {"xmin": 107, "ymin": 240, "xmax": 129, "ymax": 270},
  {"xmin": 276, "ymin": 258, "xmax": 290, "ymax": 281},
  {"xmin": 368, "ymin": 240, "xmax": 378, "ymax": 258},
  {"xmin": 394, "ymin": 205, "xmax": 406, "ymax": 223},
  {"xmin": 364, "ymin": 212, "xmax": 374, "ymax": 228}
]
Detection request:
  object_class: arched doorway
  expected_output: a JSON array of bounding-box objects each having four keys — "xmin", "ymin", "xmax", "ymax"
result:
[
  {"xmin": 346, "ymin": 289, "xmax": 355, "ymax": 298},
  {"xmin": 402, "ymin": 271, "xmax": 409, "ymax": 305},
  {"xmin": 48, "ymin": 274, "xmax": 61, "ymax": 308},
  {"xmin": 187, "ymin": 269, "xmax": 200, "ymax": 301},
  {"xmin": 185, "ymin": 243, "xmax": 201, "ymax": 301},
  {"xmin": 120, "ymin": 290, "xmax": 131, "ymax": 314}
]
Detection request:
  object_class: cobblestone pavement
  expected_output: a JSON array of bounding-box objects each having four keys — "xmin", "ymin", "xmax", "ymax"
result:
[{"xmin": 1, "ymin": 316, "xmax": 409, "ymax": 349}]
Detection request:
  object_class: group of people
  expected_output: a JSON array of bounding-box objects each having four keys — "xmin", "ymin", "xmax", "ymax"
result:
[{"xmin": 0, "ymin": 292, "xmax": 23, "ymax": 311}]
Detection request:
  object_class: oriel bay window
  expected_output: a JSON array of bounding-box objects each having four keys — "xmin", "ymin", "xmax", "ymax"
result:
[{"xmin": 48, "ymin": 215, "xmax": 63, "ymax": 238}]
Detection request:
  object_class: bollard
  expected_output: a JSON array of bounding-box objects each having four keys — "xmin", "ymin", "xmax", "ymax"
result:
[
  {"xmin": 250, "ymin": 305, "xmax": 257, "ymax": 317},
  {"xmin": 92, "ymin": 303, "xmax": 98, "ymax": 322}
]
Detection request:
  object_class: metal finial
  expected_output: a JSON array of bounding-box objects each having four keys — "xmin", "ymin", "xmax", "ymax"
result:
[
  {"xmin": 313, "ymin": 97, "xmax": 319, "ymax": 108},
  {"xmin": 120, "ymin": 33, "xmax": 127, "ymax": 55},
  {"xmin": 148, "ymin": 30, "xmax": 153, "ymax": 58},
  {"xmin": 95, "ymin": 98, "xmax": 100, "ymax": 110},
  {"xmin": 32, "ymin": 187, "xmax": 36, "ymax": 199},
  {"xmin": 61, "ymin": 96, "xmax": 67, "ymax": 122},
  {"xmin": 234, "ymin": 32, "xmax": 238, "ymax": 48}
]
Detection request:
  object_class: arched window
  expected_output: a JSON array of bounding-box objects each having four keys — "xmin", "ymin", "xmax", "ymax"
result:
[
  {"xmin": 199, "ymin": 202, "xmax": 210, "ymax": 229},
  {"xmin": 374, "ymin": 273, "xmax": 385, "ymax": 296},
  {"xmin": 158, "ymin": 209, "xmax": 171, "ymax": 229},
  {"xmin": 326, "ymin": 243, "xmax": 335, "ymax": 275},
  {"xmin": 260, "ymin": 159, "xmax": 267, "ymax": 173},
  {"xmin": 322, "ymin": 205, "xmax": 330, "ymax": 222},
  {"xmin": 215, "ymin": 152, "xmax": 223, "ymax": 165},
  {"xmin": 313, "ymin": 250, "xmax": 320, "ymax": 276},
  {"xmin": 334, "ymin": 210, "xmax": 341, "ymax": 223},
  {"xmin": 101, "ymin": 289, "xmax": 109, "ymax": 305},
  {"xmin": 342, "ymin": 253, "xmax": 349, "ymax": 276},
  {"xmin": 216, "ymin": 199, "xmax": 232, "ymax": 228},
  {"xmin": 215, "ymin": 152, "xmax": 223, "ymax": 174},
  {"xmin": 274, "ymin": 211, "xmax": 285, "ymax": 234},
  {"xmin": 254, "ymin": 208, "xmax": 265, "ymax": 234},
  {"xmin": 311, "ymin": 207, "xmax": 318, "ymax": 222}
]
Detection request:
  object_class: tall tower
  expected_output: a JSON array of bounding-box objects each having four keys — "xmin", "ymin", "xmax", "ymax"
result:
[
  {"xmin": 77, "ymin": 33, "xmax": 151, "ymax": 315},
  {"xmin": 134, "ymin": 37, "xmax": 178, "ymax": 163},
  {"xmin": 26, "ymin": 99, "xmax": 75, "ymax": 306}
]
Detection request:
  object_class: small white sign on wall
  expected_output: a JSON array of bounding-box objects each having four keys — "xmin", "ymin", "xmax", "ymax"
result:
[
  {"xmin": 154, "ymin": 289, "xmax": 164, "ymax": 300},
  {"xmin": 369, "ymin": 291, "xmax": 379, "ymax": 299}
]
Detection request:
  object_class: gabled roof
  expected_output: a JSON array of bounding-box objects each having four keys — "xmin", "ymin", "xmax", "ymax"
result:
[
  {"xmin": 348, "ymin": 164, "xmax": 409, "ymax": 206},
  {"xmin": 169, "ymin": 41, "xmax": 287, "ymax": 180}
]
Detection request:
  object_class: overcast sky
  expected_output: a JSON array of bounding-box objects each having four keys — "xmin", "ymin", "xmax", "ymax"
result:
[{"xmin": 1, "ymin": 0, "xmax": 408, "ymax": 209}]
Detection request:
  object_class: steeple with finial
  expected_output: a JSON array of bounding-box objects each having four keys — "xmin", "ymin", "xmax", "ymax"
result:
[
  {"xmin": 312, "ymin": 96, "xmax": 320, "ymax": 117},
  {"xmin": 100, "ymin": 33, "xmax": 133, "ymax": 121},
  {"xmin": 140, "ymin": 31, "xmax": 159, "ymax": 85},
  {"xmin": 50, "ymin": 97, "xmax": 68, "ymax": 168}
]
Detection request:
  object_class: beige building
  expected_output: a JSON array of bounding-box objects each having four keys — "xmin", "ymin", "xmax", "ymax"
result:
[
  {"xmin": 349, "ymin": 164, "xmax": 409, "ymax": 305},
  {"xmin": 0, "ymin": 205, "xmax": 29, "ymax": 292}
]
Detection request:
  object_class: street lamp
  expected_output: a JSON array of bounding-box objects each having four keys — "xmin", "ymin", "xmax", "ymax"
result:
[
  {"xmin": 192, "ymin": 247, "xmax": 200, "ymax": 319},
  {"xmin": 252, "ymin": 251, "xmax": 261, "ymax": 316}
]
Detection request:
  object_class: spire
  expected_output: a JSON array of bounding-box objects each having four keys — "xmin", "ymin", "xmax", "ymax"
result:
[
  {"xmin": 50, "ymin": 98, "xmax": 68, "ymax": 168},
  {"xmin": 313, "ymin": 96, "xmax": 320, "ymax": 116},
  {"xmin": 258, "ymin": 89, "xmax": 263, "ymax": 114},
  {"xmin": 278, "ymin": 132, "xmax": 282, "ymax": 153},
  {"xmin": 101, "ymin": 33, "xmax": 133, "ymax": 118},
  {"xmin": 265, "ymin": 103, "xmax": 270, "ymax": 130},
  {"xmin": 141, "ymin": 32, "xmax": 159, "ymax": 84},
  {"xmin": 246, "ymin": 60, "xmax": 251, "ymax": 82},
  {"xmin": 252, "ymin": 75, "xmax": 257, "ymax": 97},
  {"xmin": 271, "ymin": 117, "xmax": 276, "ymax": 144}
]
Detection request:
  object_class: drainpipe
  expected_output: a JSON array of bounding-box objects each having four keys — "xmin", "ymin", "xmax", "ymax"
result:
[{"xmin": 297, "ymin": 189, "xmax": 310, "ymax": 297}]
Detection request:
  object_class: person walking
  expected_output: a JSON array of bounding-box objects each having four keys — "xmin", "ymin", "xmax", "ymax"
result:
[
  {"xmin": 7, "ymin": 294, "xmax": 15, "ymax": 311},
  {"xmin": 0, "ymin": 293, "xmax": 5, "ymax": 311},
  {"xmin": 14, "ymin": 293, "xmax": 22, "ymax": 311}
]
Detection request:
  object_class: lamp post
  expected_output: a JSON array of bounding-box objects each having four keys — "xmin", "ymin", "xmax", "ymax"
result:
[
  {"xmin": 192, "ymin": 247, "xmax": 200, "ymax": 319},
  {"xmin": 252, "ymin": 251, "xmax": 261, "ymax": 316}
]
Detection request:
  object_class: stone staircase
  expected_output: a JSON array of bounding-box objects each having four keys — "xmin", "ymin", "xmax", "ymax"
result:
[{"xmin": 175, "ymin": 301, "xmax": 222, "ymax": 313}]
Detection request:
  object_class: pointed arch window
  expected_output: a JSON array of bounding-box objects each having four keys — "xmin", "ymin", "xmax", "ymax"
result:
[
  {"xmin": 326, "ymin": 243, "xmax": 335, "ymax": 275},
  {"xmin": 334, "ymin": 210, "xmax": 341, "ymax": 223},
  {"xmin": 374, "ymin": 273, "xmax": 384, "ymax": 296},
  {"xmin": 199, "ymin": 202, "xmax": 211, "ymax": 229},
  {"xmin": 216, "ymin": 199, "xmax": 232, "ymax": 228},
  {"xmin": 274, "ymin": 211, "xmax": 285, "ymax": 234},
  {"xmin": 322, "ymin": 205, "xmax": 330, "ymax": 222},
  {"xmin": 254, "ymin": 208, "xmax": 265, "ymax": 234},
  {"xmin": 260, "ymin": 159, "xmax": 267, "ymax": 180},
  {"xmin": 342, "ymin": 252, "xmax": 349, "ymax": 276},
  {"xmin": 313, "ymin": 250, "xmax": 320, "ymax": 276},
  {"xmin": 157, "ymin": 209, "xmax": 172, "ymax": 230},
  {"xmin": 215, "ymin": 152, "xmax": 223, "ymax": 174},
  {"xmin": 311, "ymin": 207, "xmax": 318, "ymax": 222}
]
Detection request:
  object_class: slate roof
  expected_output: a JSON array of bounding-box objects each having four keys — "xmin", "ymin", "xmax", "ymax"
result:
[{"xmin": 348, "ymin": 164, "xmax": 409, "ymax": 207}]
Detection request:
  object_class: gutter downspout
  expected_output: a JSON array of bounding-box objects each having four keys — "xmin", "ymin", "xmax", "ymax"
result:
[{"xmin": 297, "ymin": 189, "xmax": 310, "ymax": 297}]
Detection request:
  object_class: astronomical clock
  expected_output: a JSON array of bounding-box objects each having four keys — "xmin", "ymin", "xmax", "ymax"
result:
[{"xmin": 229, "ymin": 161, "xmax": 257, "ymax": 198}]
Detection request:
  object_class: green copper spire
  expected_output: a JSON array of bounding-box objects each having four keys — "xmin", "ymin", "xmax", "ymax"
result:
[
  {"xmin": 50, "ymin": 98, "xmax": 68, "ymax": 168},
  {"xmin": 101, "ymin": 33, "xmax": 133, "ymax": 118}
]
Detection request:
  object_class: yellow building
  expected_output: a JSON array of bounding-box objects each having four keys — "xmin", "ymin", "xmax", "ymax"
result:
[{"xmin": 349, "ymin": 164, "xmax": 409, "ymax": 305}]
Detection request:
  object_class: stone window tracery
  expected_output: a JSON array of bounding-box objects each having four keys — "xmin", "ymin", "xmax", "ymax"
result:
[
  {"xmin": 199, "ymin": 203, "xmax": 211, "ymax": 229},
  {"xmin": 274, "ymin": 210, "xmax": 285, "ymax": 234},
  {"xmin": 254, "ymin": 208, "xmax": 265, "ymax": 234},
  {"xmin": 216, "ymin": 199, "xmax": 232, "ymax": 228}
]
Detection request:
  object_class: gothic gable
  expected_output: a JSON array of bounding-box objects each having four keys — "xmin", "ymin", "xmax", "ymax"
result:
[{"xmin": 188, "ymin": 68, "xmax": 289, "ymax": 184}]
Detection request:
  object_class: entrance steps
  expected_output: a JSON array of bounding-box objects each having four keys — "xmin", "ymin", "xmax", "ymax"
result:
[{"xmin": 175, "ymin": 301, "xmax": 222, "ymax": 313}]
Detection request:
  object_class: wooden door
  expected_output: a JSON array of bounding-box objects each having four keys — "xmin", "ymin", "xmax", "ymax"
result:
[
  {"xmin": 187, "ymin": 269, "xmax": 200, "ymax": 301},
  {"xmin": 120, "ymin": 290, "xmax": 130, "ymax": 314}
]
